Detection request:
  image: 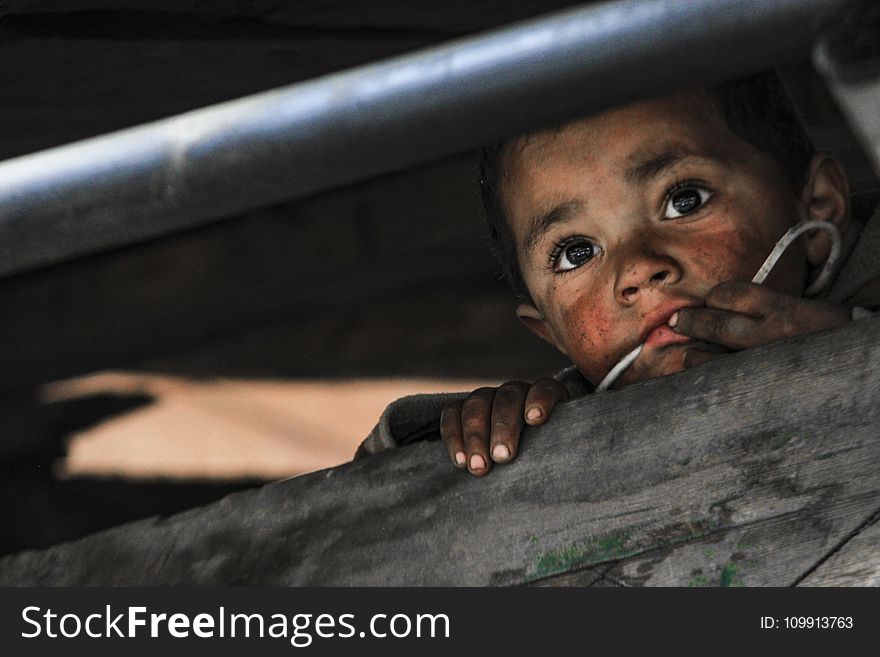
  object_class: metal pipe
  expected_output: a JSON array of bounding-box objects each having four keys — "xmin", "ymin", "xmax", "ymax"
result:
[{"xmin": 0, "ymin": 0, "xmax": 846, "ymax": 278}]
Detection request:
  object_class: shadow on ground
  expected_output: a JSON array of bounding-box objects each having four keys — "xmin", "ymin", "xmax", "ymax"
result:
[{"xmin": 0, "ymin": 391, "xmax": 262, "ymax": 556}]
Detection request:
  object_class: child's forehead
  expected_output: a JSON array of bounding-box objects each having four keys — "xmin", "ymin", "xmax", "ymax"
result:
[{"xmin": 507, "ymin": 92, "xmax": 728, "ymax": 174}]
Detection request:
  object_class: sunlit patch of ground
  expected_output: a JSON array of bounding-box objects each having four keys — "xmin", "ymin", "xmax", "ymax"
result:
[{"xmin": 43, "ymin": 372, "xmax": 494, "ymax": 481}]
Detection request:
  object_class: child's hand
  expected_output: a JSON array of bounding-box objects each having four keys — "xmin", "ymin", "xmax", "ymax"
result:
[
  {"xmin": 670, "ymin": 280, "xmax": 851, "ymax": 367},
  {"xmin": 440, "ymin": 379, "xmax": 569, "ymax": 475}
]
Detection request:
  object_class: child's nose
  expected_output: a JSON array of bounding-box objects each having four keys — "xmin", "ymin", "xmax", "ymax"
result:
[{"xmin": 615, "ymin": 255, "xmax": 680, "ymax": 305}]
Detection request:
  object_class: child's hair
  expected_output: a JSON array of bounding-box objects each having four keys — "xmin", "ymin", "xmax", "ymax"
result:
[{"xmin": 478, "ymin": 70, "xmax": 817, "ymax": 301}]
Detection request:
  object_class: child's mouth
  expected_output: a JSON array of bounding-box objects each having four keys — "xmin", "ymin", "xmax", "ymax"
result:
[
  {"xmin": 638, "ymin": 301, "xmax": 701, "ymax": 349},
  {"xmin": 644, "ymin": 323, "xmax": 693, "ymax": 348}
]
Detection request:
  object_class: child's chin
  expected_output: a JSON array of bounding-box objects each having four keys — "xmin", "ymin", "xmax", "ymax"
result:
[{"xmin": 625, "ymin": 342, "xmax": 728, "ymax": 385}]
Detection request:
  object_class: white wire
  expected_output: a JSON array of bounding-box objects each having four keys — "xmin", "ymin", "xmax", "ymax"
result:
[
  {"xmin": 594, "ymin": 220, "xmax": 842, "ymax": 392},
  {"xmin": 595, "ymin": 343, "xmax": 642, "ymax": 391},
  {"xmin": 750, "ymin": 220, "xmax": 841, "ymax": 296}
]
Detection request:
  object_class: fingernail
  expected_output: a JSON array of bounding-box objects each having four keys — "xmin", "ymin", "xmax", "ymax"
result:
[
  {"xmin": 526, "ymin": 407, "xmax": 542, "ymax": 423},
  {"xmin": 668, "ymin": 311, "xmax": 679, "ymax": 328},
  {"xmin": 492, "ymin": 444, "xmax": 510, "ymax": 462},
  {"xmin": 454, "ymin": 451, "xmax": 466, "ymax": 466},
  {"xmin": 469, "ymin": 454, "xmax": 486, "ymax": 471}
]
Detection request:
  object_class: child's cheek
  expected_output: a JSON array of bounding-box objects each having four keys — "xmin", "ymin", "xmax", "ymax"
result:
[
  {"xmin": 684, "ymin": 223, "xmax": 768, "ymax": 285},
  {"xmin": 556, "ymin": 287, "xmax": 620, "ymax": 382}
]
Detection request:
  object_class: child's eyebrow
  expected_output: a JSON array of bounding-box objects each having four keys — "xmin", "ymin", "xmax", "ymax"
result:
[
  {"xmin": 523, "ymin": 200, "xmax": 584, "ymax": 255},
  {"xmin": 624, "ymin": 148, "xmax": 688, "ymax": 185},
  {"xmin": 522, "ymin": 149, "xmax": 707, "ymax": 257}
]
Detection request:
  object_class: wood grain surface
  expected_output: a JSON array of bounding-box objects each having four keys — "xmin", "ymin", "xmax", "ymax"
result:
[{"xmin": 1, "ymin": 315, "xmax": 878, "ymax": 585}]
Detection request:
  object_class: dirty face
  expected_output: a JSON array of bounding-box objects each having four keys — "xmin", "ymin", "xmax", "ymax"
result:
[{"xmin": 504, "ymin": 93, "xmax": 810, "ymax": 387}]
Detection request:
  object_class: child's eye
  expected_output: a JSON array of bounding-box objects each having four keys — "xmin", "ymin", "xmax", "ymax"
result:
[
  {"xmin": 663, "ymin": 183, "xmax": 712, "ymax": 219},
  {"xmin": 552, "ymin": 238, "xmax": 601, "ymax": 272}
]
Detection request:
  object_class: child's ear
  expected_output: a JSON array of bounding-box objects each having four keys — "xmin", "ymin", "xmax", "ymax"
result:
[
  {"xmin": 516, "ymin": 303, "xmax": 567, "ymax": 356},
  {"xmin": 799, "ymin": 152, "xmax": 850, "ymax": 267}
]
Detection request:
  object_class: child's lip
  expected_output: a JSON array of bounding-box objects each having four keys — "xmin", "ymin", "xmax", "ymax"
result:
[
  {"xmin": 639, "ymin": 301, "xmax": 701, "ymax": 348},
  {"xmin": 644, "ymin": 323, "xmax": 693, "ymax": 348}
]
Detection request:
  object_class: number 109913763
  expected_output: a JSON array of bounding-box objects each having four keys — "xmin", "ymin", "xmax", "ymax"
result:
[{"xmin": 760, "ymin": 617, "xmax": 854, "ymax": 630}]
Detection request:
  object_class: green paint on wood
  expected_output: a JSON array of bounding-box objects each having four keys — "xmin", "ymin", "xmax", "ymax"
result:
[
  {"xmin": 709, "ymin": 495, "xmax": 740, "ymax": 511},
  {"xmin": 743, "ymin": 430, "xmax": 809, "ymax": 454},
  {"xmin": 688, "ymin": 574, "xmax": 709, "ymax": 587},
  {"xmin": 771, "ymin": 434, "xmax": 796, "ymax": 449},
  {"xmin": 528, "ymin": 519, "xmax": 723, "ymax": 582},
  {"xmin": 532, "ymin": 532, "xmax": 632, "ymax": 579},
  {"xmin": 736, "ymin": 536, "xmax": 754, "ymax": 549},
  {"xmin": 719, "ymin": 563, "xmax": 738, "ymax": 587}
]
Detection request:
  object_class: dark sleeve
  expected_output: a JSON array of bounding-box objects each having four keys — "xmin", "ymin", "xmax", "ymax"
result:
[
  {"xmin": 552, "ymin": 364, "xmax": 594, "ymax": 397},
  {"xmin": 354, "ymin": 391, "xmax": 468, "ymax": 459}
]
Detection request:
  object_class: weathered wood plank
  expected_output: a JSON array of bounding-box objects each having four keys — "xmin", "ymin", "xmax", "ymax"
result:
[
  {"xmin": 1, "ymin": 316, "xmax": 878, "ymax": 585},
  {"xmin": 797, "ymin": 514, "xmax": 880, "ymax": 586},
  {"xmin": 532, "ymin": 427, "xmax": 880, "ymax": 586}
]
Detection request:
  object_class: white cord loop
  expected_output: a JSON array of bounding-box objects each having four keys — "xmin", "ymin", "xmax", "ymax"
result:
[
  {"xmin": 595, "ymin": 221, "xmax": 842, "ymax": 392},
  {"xmin": 750, "ymin": 220, "xmax": 841, "ymax": 296}
]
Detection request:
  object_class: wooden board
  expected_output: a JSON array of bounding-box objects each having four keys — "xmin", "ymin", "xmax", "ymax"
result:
[
  {"xmin": 1, "ymin": 315, "xmax": 878, "ymax": 585},
  {"xmin": 797, "ymin": 514, "xmax": 880, "ymax": 586}
]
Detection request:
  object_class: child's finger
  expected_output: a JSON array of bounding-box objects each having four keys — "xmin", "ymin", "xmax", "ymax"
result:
[
  {"xmin": 488, "ymin": 380, "xmax": 529, "ymax": 463},
  {"xmin": 703, "ymin": 280, "xmax": 782, "ymax": 316},
  {"xmin": 460, "ymin": 387, "xmax": 496, "ymax": 476},
  {"xmin": 670, "ymin": 307, "xmax": 762, "ymax": 350},
  {"xmin": 440, "ymin": 400, "xmax": 467, "ymax": 468},
  {"xmin": 524, "ymin": 378, "xmax": 569, "ymax": 425}
]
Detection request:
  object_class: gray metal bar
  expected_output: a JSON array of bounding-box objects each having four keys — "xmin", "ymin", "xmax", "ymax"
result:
[{"xmin": 0, "ymin": 0, "xmax": 846, "ymax": 278}]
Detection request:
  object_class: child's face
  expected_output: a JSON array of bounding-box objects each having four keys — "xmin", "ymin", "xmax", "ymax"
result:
[{"xmin": 504, "ymin": 92, "xmax": 811, "ymax": 387}]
